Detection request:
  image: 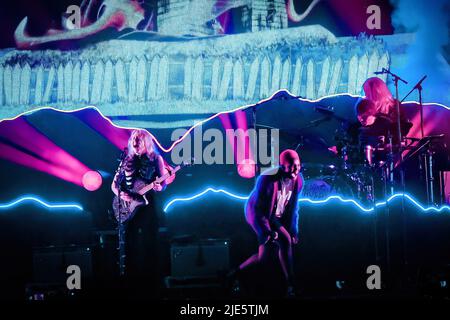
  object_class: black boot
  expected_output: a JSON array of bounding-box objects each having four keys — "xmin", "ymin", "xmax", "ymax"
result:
[
  {"xmin": 286, "ymin": 285, "xmax": 296, "ymax": 298},
  {"xmin": 226, "ymin": 268, "xmax": 241, "ymax": 295}
]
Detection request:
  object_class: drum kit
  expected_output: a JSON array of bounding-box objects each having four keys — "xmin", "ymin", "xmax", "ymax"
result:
[
  {"xmin": 301, "ymin": 130, "xmax": 447, "ymax": 206},
  {"xmin": 253, "ymin": 70, "xmax": 448, "ymax": 206},
  {"xmin": 301, "ymin": 140, "xmax": 376, "ymax": 206},
  {"xmin": 299, "ymin": 70, "xmax": 450, "ymax": 207},
  {"xmin": 300, "ymin": 103, "xmax": 448, "ymax": 208}
]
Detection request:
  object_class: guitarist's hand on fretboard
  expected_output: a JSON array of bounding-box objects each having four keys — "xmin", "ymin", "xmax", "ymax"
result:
[
  {"xmin": 119, "ymin": 191, "xmax": 133, "ymax": 202},
  {"xmin": 120, "ymin": 191, "xmax": 142, "ymax": 202},
  {"xmin": 113, "ymin": 160, "xmax": 192, "ymax": 223}
]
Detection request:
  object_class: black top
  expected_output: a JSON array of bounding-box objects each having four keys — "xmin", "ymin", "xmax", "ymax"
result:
[
  {"xmin": 118, "ymin": 154, "xmax": 160, "ymax": 193},
  {"xmin": 359, "ymin": 113, "xmax": 412, "ymax": 147}
]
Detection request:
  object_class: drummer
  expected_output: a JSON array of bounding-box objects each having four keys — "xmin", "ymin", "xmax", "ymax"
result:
[
  {"xmin": 356, "ymin": 96, "xmax": 412, "ymax": 148},
  {"xmin": 357, "ymin": 78, "xmax": 413, "ymax": 146}
]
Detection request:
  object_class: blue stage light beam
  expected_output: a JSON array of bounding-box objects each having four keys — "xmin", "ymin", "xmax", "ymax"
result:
[
  {"xmin": 0, "ymin": 195, "xmax": 84, "ymax": 211},
  {"xmin": 163, "ymin": 187, "xmax": 450, "ymax": 213}
]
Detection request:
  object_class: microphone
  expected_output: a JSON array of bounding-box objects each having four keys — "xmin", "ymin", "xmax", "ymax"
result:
[
  {"xmin": 374, "ymin": 68, "xmax": 408, "ymax": 84},
  {"xmin": 413, "ymin": 75, "xmax": 427, "ymax": 89},
  {"xmin": 118, "ymin": 147, "xmax": 128, "ymax": 162},
  {"xmin": 374, "ymin": 68, "xmax": 388, "ymax": 75},
  {"xmin": 315, "ymin": 105, "xmax": 334, "ymax": 114}
]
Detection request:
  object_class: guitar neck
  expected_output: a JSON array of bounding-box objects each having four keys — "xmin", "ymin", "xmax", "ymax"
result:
[{"xmin": 138, "ymin": 165, "xmax": 181, "ymax": 195}]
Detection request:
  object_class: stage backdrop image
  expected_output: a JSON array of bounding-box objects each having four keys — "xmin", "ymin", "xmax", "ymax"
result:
[{"xmin": 0, "ymin": 0, "xmax": 449, "ymax": 302}]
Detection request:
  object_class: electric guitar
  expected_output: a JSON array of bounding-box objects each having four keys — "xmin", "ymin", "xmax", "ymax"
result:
[{"xmin": 112, "ymin": 160, "xmax": 190, "ymax": 223}]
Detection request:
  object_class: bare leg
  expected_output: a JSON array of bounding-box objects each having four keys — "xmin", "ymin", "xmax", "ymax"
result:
[
  {"xmin": 239, "ymin": 244, "xmax": 269, "ymax": 271},
  {"xmin": 277, "ymin": 226, "xmax": 294, "ymax": 285}
]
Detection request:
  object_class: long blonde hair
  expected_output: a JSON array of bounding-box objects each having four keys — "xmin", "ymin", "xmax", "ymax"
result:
[
  {"xmin": 127, "ymin": 129, "xmax": 157, "ymax": 159},
  {"xmin": 363, "ymin": 77, "xmax": 395, "ymax": 115}
]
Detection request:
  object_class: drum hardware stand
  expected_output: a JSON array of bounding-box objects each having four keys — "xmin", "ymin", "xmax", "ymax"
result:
[
  {"xmin": 376, "ymin": 68, "xmax": 408, "ymax": 193},
  {"xmin": 386, "ymin": 132, "xmax": 394, "ymax": 274},
  {"xmin": 368, "ymin": 170, "xmax": 380, "ymax": 262},
  {"xmin": 375, "ymin": 69, "xmax": 409, "ymax": 287},
  {"xmin": 398, "ymin": 76, "xmax": 430, "ymax": 285},
  {"xmin": 423, "ymin": 136, "xmax": 445, "ymax": 206},
  {"xmin": 392, "ymin": 69, "xmax": 409, "ymax": 285},
  {"xmin": 397, "ymin": 73, "xmax": 431, "ymax": 287},
  {"xmin": 404, "ymin": 135, "xmax": 444, "ymax": 206},
  {"xmin": 387, "ymin": 133, "xmax": 396, "ymax": 196},
  {"xmin": 363, "ymin": 153, "xmax": 379, "ymax": 262},
  {"xmin": 424, "ymin": 147, "xmax": 434, "ymax": 205},
  {"xmin": 401, "ymin": 75, "xmax": 427, "ymax": 138},
  {"xmin": 401, "ymin": 75, "xmax": 433, "ymax": 205},
  {"xmin": 416, "ymin": 142, "xmax": 434, "ymax": 206},
  {"xmin": 439, "ymin": 171, "xmax": 446, "ymax": 205}
]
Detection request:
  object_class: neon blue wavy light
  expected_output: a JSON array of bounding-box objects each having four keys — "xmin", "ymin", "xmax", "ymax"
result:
[
  {"xmin": 0, "ymin": 196, "xmax": 83, "ymax": 211},
  {"xmin": 163, "ymin": 187, "xmax": 450, "ymax": 213}
]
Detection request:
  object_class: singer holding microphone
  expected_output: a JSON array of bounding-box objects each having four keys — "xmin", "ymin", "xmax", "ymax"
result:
[{"xmin": 228, "ymin": 149, "xmax": 303, "ymax": 297}]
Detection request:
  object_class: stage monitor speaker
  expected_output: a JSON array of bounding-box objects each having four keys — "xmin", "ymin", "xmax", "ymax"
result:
[
  {"xmin": 32, "ymin": 245, "xmax": 93, "ymax": 284},
  {"xmin": 170, "ymin": 239, "xmax": 229, "ymax": 278}
]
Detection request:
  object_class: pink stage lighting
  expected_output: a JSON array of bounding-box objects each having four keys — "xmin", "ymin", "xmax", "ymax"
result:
[
  {"xmin": 82, "ymin": 171, "xmax": 103, "ymax": 191},
  {"xmin": 237, "ymin": 159, "xmax": 256, "ymax": 179},
  {"xmin": 220, "ymin": 111, "xmax": 256, "ymax": 179},
  {"xmin": 0, "ymin": 116, "xmax": 98, "ymax": 188},
  {"xmin": 75, "ymin": 109, "xmax": 131, "ymax": 150}
]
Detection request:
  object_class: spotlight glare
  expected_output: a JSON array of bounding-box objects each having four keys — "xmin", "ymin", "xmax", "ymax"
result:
[
  {"xmin": 237, "ymin": 159, "xmax": 256, "ymax": 179},
  {"xmin": 82, "ymin": 171, "xmax": 103, "ymax": 191}
]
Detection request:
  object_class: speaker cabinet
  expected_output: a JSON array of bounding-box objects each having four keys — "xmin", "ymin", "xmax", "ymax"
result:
[{"xmin": 32, "ymin": 245, "xmax": 92, "ymax": 284}]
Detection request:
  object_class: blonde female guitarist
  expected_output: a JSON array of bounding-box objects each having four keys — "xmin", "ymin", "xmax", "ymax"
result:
[{"xmin": 111, "ymin": 129, "xmax": 168, "ymax": 291}]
